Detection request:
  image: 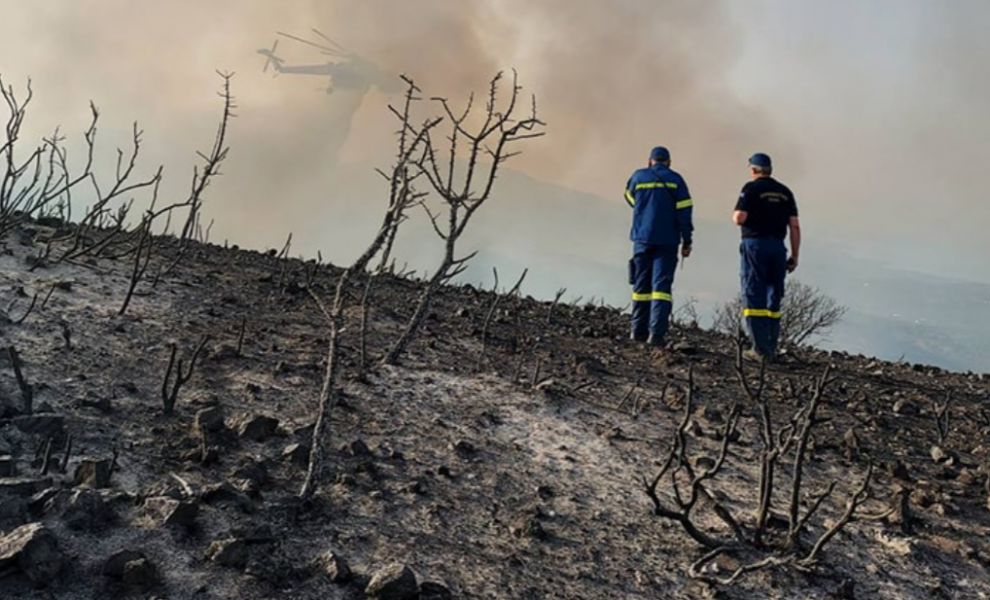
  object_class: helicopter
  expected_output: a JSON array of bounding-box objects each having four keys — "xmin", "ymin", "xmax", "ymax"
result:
[{"xmin": 257, "ymin": 29, "xmax": 400, "ymax": 95}]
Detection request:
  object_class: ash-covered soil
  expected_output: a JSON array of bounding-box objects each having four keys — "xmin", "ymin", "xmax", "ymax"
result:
[{"xmin": 1, "ymin": 220, "xmax": 990, "ymax": 599}]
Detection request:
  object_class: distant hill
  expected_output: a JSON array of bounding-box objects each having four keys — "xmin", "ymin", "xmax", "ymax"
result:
[{"xmin": 316, "ymin": 165, "xmax": 990, "ymax": 373}]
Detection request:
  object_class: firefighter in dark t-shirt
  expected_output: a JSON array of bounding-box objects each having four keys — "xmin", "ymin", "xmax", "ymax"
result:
[{"xmin": 732, "ymin": 153, "xmax": 801, "ymax": 360}]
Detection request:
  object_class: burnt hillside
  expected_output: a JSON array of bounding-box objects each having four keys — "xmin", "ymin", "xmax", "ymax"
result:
[{"xmin": 1, "ymin": 219, "xmax": 990, "ymax": 600}]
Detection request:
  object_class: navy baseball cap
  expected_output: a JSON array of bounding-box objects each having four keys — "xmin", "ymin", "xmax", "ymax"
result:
[
  {"xmin": 748, "ymin": 152, "xmax": 772, "ymax": 167},
  {"xmin": 650, "ymin": 146, "xmax": 670, "ymax": 161}
]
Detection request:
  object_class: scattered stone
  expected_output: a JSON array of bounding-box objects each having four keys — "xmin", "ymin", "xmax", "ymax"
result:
[
  {"xmin": 419, "ymin": 581, "xmax": 453, "ymax": 600},
  {"xmin": 335, "ymin": 473, "xmax": 357, "ymax": 487},
  {"xmin": 104, "ymin": 551, "xmax": 156, "ymax": 588},
  {"xmin": 345, "ymin": 439, "xmax": 372, "ymax": 457},
  {"xmin": 73, "ymin": 458, "xmax": 114, "ymax": 488},
  {"xmin": 931, "ymin": 445, "xmax": 948, "ymax": 463},
  {"xmin": 510, "ymin": 516, "xmax": 549, "ymax": 540},
  {"xmin": 887, "ymin": 460, "xmax": 912, "ymax": 481},
  {"xmin": 201, "ymin": 482, "xmax": 256, "ymax": 514},
  {"xmin": 143, "ymin": 496, "xmax": 198, "ymax": 528},
  {"xmin": 232, "ymin": 461, "xmax": 268, "ymax": 487},
  {"xmin": 11, "ymin": 414, "xmax": 65, "ymax": 437},
  {"xmin": 536, "ymin": 485, "xmax": 555, "ymax": 500},
  {"xmin": 121, "ymin": 557, "xmax": 158, "ymax": 588},
  {"xmin": 62, "ymin": 488, "xmax": 110, "ymax": 531},
  {"xmin": 237, "ymin": 415, "xmax": 280, "ymax": 441},
  {"xmin": 450, "ymin": 440, "xmax": 477, "ymax": 458},
  {"xmin": 0, "ymin": 477, "xmax": 53, "ymax": 498},
  {"xmin": 0, "ymin": 523, "xmax": 62, "ymax": 583},
  {"xmin": 958, "ymin": 468, "xmax": 977, "ymax": 487},
  {"xmin": 892, "ymin": 398, "xmax": 918, "ymax": 415},
  {"xmin": 282, "ymin": 443, "xmax": 310, "ymax": 466},
  {"xmin": 292, "ymin": 423, "xmax": 316, "ymax": 443},
  {"xmin": 317, "ymin": 550, "xmax": 352, "ymax": 583},
  {"xmin": 207, "ymin": 538, "xmax": 249, "ymax": 569},
  {"xmin": 910, "ymin": 488, "xmax": 935, "ymax": 509},
  {"xmin": 833, "ymin": 578, "xmax": 856, "ymax": 600},
  {"xmin": 103, "ymin": 548, "xmax": 158, "ymax": 587},
  {"xmin": 0, "ymin": 455, "xmax": 17, "ymax": 477},
  {"xmin": 27, "ymin": 488, "xmax": 61, "ymax": 518},
  {"xmin": 194, "ymin": 407, "xmax": 226, "ymax": 434},
  {"xmin": 691, "ymin": 456, "xmax": 717, "ymax": 471},
  {"xmin": 102, "ymin": 549, "xmax": 145, "ymax": 578},
  {"xmin": 365, "ymin": 563, "xmax": 419, "ymax": 600},
  {"xmin": 670, "ymin": 341, "xmax": 698, "ymax": 355}
]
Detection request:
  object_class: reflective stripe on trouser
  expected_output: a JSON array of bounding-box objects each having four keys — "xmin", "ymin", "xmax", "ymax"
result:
[
  {"xmin": 740, "ymin": 237, "xmax": 787, "ymax": 356},
  {"xmin": 631, "ymin": 243, "xmax": 678, "ymax": 339}
]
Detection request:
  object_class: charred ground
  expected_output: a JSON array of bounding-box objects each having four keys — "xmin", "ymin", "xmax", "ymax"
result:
[{"xmin": 2, "ymin": 219, "xmax": 990, "ymax": 600}]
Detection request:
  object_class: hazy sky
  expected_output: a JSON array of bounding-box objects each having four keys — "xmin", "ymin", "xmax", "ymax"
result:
[{"xmin": 0, "ymin": 1, "xmax": 987, "ymax": 283}]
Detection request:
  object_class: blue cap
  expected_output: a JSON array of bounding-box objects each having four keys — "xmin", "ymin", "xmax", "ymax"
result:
[
  {"xmin": 748, "ymin": 152, "xmax": 772, "ymax": 167},
  {"xmin": 650, "ymin": 146, "xmax": 670, "ymax": 161}
]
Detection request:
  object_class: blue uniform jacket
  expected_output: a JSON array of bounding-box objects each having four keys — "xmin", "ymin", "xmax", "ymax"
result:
[{"xmin": 624, "ymin": 163, "xmax": 694, "ymax": 246}]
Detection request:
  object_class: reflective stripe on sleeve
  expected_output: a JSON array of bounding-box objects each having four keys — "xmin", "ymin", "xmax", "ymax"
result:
[
  {"xmin": 676, "ymin": 198, "xmax": 694, "ymax": 209},
  {"xmin": 634, "ymin": 182, "xmax": 679, "ymax": 190},
  {"xmin": 743, "ymin": 308, "xmax": 782, "ymax": 319},
  {"xmin": 625, "ymin": 189, "xmax": 636, "ymax": 206}
]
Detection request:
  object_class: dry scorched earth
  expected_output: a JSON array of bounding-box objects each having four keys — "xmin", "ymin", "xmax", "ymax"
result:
[{"xmin": 2, "ymin": 223, "xmax": 990, "ymax": 599}]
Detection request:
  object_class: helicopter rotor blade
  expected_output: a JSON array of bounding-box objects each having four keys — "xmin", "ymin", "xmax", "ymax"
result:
[
  {"xmin": 277, "ymin": 30, "xmax": 335, "ymax": 53},
  {"xmin": 311, "ymin": 28, "xmax": 350, "ymax": 54}
]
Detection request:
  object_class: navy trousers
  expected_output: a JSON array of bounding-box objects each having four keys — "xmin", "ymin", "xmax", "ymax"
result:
[
  {"xmin": 740, "ymin": 237, "xmax": 787, "ymax": 356},
  {"xmin": 631, "ymin": 243, "xmax": 678, "ymax": 340}
]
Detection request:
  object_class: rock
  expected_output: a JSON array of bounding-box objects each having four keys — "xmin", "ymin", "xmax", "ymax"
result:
[
  {"xmin": 200, "ymin": 482, "xmax": 255, "ymax": 514},
  {"xmin": 510, "ymin": 516, "xmax": 549, "ymax": 540},
  {"xmin": 317, "ymin": 550, "xmax": 352, "ymax": 583},
  {"xmin": 833, "ymin": 578, "xmax": 856, "ymax": 600},
  {"xmin": 103, "ymin": 549, "xmax": 158, "ymax": 587},
  {"xmin": 930, "ymin": 445, "xmax": 948, "ymax": 463},
  {"xmin": 103, "ymin": 549, "xmax": 145, "ymax": 578},
  {"xmin": 0, "ymin": 523, "xmax": 62, "ymax": 583},
  {"xmin": 121, "ymin": 557, "xmax": 158, "ymax": 588},
  {"xmin": 450, "ymin": 440, "xmax": 477, "ymax": 458},
  {"xmin": 892, "ymin": 398, "xmax": 918, "ymax": 415},
  {"xmin": 27, "ymin": 488, "xmax": 60, "ymax": 518},
  {"xmin": 420, "ymin": 582, "xmax": 453, "ymax": 600},
  {"xmin": 345, "ymin": 439, "xmax": 372, "ymax": 457},
  {"xmin": 670, "ymin": 341, "xmax": 698, "ymax": 355},
  {"xmin": 691, "ymin": 456, "xmax": 717, "ymax": 471},
  {"xmin": 282, "ymin": 443, "xmax": 310, "ymax": 466},
  {"xmin": 0, "ymin": 455, "xmax": 15, "ymax": 477},
  {"xmin": 143, "ymin": 496, "xmax": 198, "ymax": 528},
  {"xmin": 237, "ymin": 415, "xmax": 280, "ymax": 441},
  {"xmin": 207, "ymin": 539, "xmax": 249, "ymax": 569},
  {"xmin": 0, "ymin": 477, "xmax": 53, "ymax": 498},
  {"xmin": 887, "ymin": 460, "xmax": 912, "ymax": 481},
  {"xmin": 194, "ymin": 407, "xmax": 226, "ymax": 434},
  {"xmin": 365, "ymin": 563, "xmax": 419, "ymax": 600},
  {"xmin": 232, "ymin": 461, "xmax": 268, "ymax": 488},
  {"xmin": 62, "ymin": 489, "xmax": 110, "ymax": 531},
  {"xmin": 73, "ymin": 458, "xmax": 114, "ymax": 488},
  {"xmin": 11, "ymin": 415, "xmax": 65, "ymax": 437}
]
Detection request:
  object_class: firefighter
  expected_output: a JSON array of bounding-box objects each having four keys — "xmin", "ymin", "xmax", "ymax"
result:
[
  {"xmin": 624, "ymin": 146, "xmax": 694, "ymax": 347},
  {"xmin": 732, "ymin": 152, "xmax": 801, "ymax": 360}
]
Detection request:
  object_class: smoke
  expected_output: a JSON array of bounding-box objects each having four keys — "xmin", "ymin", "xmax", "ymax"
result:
[
  {"xmin": 1, "ymin": 1, "xmax": 987, "ymax": 277},
  {"xmin": 0, "ymin": 0, "xmax": 777, "ymax": 255}
]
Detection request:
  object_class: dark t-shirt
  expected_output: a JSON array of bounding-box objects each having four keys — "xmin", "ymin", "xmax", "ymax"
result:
[{"xmin": 734, "ymin": 177, "xmax": 798, "ymax": 239}]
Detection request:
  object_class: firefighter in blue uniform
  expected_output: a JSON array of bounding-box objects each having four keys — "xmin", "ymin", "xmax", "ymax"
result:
[
  {"xmin": 732, "ymin": 153, "xmax": 801, "ymax": 360},
  {"xmin": 624, "ymin": 146, "xmax": 694, "ymax": 346}
]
